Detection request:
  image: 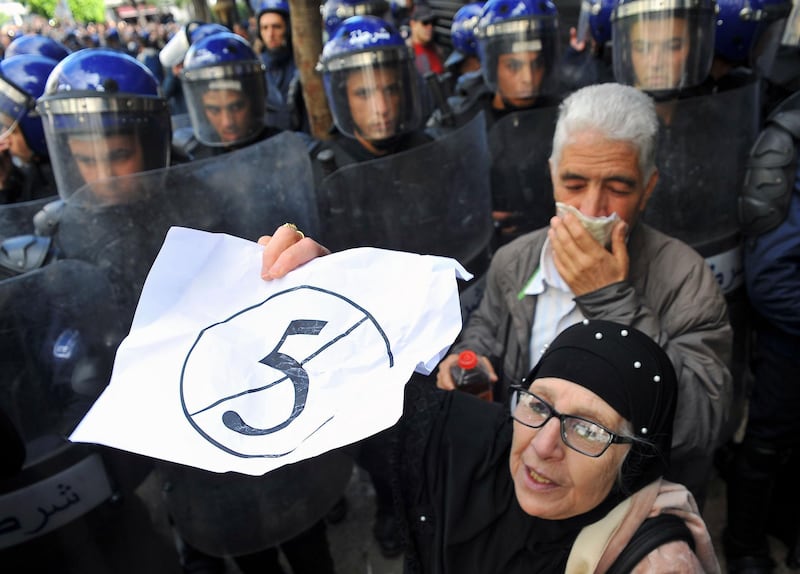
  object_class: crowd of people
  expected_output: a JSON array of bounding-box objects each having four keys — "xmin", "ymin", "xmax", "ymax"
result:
[{"xmin": 0, "ymin": 0, "xmax": 799, "ymax": 572}]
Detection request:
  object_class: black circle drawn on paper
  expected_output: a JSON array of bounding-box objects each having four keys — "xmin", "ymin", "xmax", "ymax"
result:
[{"xmin": 179, "ymin": 285, "xmax": 393, "ymax": 458}]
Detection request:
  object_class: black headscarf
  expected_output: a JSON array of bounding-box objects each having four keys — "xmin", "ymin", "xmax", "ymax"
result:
[{"xmin": 526, "ymin": 319, "xmax": 678, "ymax": 495}]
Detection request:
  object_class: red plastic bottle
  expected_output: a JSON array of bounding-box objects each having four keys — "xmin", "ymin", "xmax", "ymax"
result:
[{"xmin": 451, "ymin": 350, "xmax": 493, "ymax": 402}]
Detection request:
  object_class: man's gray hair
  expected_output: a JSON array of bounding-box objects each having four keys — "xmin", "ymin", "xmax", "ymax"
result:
[{"xmin": 550, "ymin": 83, "xmax": 659, "ymax": 181}]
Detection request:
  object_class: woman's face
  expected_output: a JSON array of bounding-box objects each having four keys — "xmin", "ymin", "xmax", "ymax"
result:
[{"xmin": 508, "ymin": 377, "xmax": 630, "ymax": 520}]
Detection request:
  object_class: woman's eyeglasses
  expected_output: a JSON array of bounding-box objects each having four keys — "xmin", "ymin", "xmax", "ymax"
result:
[{"xmin": 509, "ymin": 386, "xmax": 634, "ymax": 457}]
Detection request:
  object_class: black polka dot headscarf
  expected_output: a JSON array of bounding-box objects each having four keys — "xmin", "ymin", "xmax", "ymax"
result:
[{"xmin": 525, "ymin": 319, "xmax": 678, "ymax": 494}]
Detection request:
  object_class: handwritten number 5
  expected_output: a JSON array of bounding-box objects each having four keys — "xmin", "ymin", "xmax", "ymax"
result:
[{"xmin": 222, "ymin": 319, "xmax": 327, "ymax": 436}]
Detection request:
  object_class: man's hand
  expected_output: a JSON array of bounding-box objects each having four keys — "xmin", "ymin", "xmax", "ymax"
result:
[
  {"xmin": 548, "ymin": 213, "xmax": 629, "ymax": 296},
  {"xmin": 436, "ymin": 353, "xmax": 498, "ymax": 391},
  {"xmin": 259, "ymin": 223, "xmax": 330, "ymax": 280}
]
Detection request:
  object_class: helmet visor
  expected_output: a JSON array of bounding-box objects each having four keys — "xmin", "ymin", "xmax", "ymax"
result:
[
  {"xmin": 478, "ymin": 16, "xmax": 560, "ymax": 103},
  {"xmin": 0, "ymin": 79, "xmax": 32, "ymax": 141},
  {"xmin": 326, "ymin": 54, "xmax": 421, "ymax": 142},
  {"xmin": 183, "ymin": 64, "xmax": 266, "ymax": 147},
  {"xmin": 39, "ymin": 95, "xmax": 171, "ymax": 202},
  {"xmin": 612, "ymin": 0, "xmax": 715, "ymax": 92},
  {"xmin": 783, "ymin": 0, "xmax": 800, "ymax": 45}
]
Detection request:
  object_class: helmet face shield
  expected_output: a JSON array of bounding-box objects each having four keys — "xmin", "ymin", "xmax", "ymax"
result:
[
  {"xmin": 0, "ymin": 81, "xmax": 30, "ymax": 141},
  {"xmin": 612, "ymin": 0, "xmax": 715, "ymax": 93},
  {"xmin": 183, "ymin": 61, "xmax": 266, "ymax": 147},
  {"xmin": 782, "ymin": 0, "xmax": 800, "ymax": 45},
  {"xmin": 324, "ymin": 51, "xmax": 421, "ymax": 142},
  {"xmin": 477, "ymin": 15, "xmax": 560, "ymax": 103},
  {"xmin": 38, "ymin": 95, "xmax": 171, "ymax": 202}
]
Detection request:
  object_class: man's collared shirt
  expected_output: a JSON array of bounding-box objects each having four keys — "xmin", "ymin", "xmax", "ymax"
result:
[{"xmin": 522, "ymin": 237, "xmax": 586, "ymax": 369}]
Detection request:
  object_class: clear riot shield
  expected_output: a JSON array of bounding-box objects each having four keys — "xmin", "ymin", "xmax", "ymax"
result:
[
  {"xmin": 0, "ymin": 196, "xmax": 55, "ymax": 240},
  {"xmin": 487, "ymin": 104, "xmax": 560, "ymax": 238},
  {"xmin": 643, "ymin": 81, "xmax": 760, "ymax": 445},
  {"xmin": 158, "ymin": 450, "xmax": 353, "ymax": 556},
  {"xmin": 0, "ymin": 260, "xmax": 179, "ymax": 572},
  {"xmin": 645, "ymin": 80, "xmax": 760, "ymax": 272},
  {"xmin": 55, "ymin": 131, "xmax": 319, "ymax": 309},
  {"xmin": 318, "ymin": 112, "xmax": 493, "ymax": 271},
  {"xmin": 50, "ymin": 133, "xmax": 347, "ymax": 559}
]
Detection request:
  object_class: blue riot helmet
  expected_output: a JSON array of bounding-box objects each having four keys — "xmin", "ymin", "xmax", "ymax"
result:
[
  {"xmin": 36, "ymin": 48, "xmax": 171, "ymax": 202},
  {"xmin": 159, "ymin": 22, "xmax": 229, "ymax": 70},
  {"xmin": 389, "ymin": 0, "xmax": 412, "ymax": 26},
  {"xmin": 182, "ymin": 32, "xmax": 266, "ymax": 147},
  {"xmin": 715, "ymin": 0, "xmax": 792, "ymax": 64},
  {"xmin": 576, "ymin": 0, "xmax": 616, "ymax": 46},
  {"xmin": 475, "ymin": 0, "xmax": 561, "ymax": 106},
  {"xmin": 257, "ymin": 0, "xmax": 291, "ymax": 19},
  {"xmin": 445, "ymin": 2, "xmax": 484, "ymax": 72},
  {"xmin": 317, "ymin": 16, "xmax": 422, "ymax": 144},
  {"xmin": 612, "ymin": 0, "xmax": 716, "ymax": 94},
  {"xmin": 0, "ymin": 55, "xmax": 58, "ymax": 160},
  {"xmin": 4, "ymin": 34, "xmax": 71, "ymax": 61},
  {"xmin": 321, "ymin": 0, "xmax": 391, "ymax": 39}
]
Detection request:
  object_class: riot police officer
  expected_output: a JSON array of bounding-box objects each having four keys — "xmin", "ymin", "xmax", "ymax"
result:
[
  {"xmin": 39, "ymin": 48, "xmax": 172, "ymax": 206},
  {"xmin": 0, "ymin": 48, "xmax": 171, "ymax": 278},
  {"xmin": 434, "ymin": 0, "xmax": 562, "ymax": 245},
  {"xmin": 0, "ymin": 47, "xmax": 180, "ymax": 573},
  {"xmin": 436, "ymin": 0, "xmax": 560, "ymax": 131},
  {"xmin": 180, "ymin": 31, "xmax": 281, "ymax": 160},
  {"xmin": 315, "ymin": 15, "xmax": 429, "ymax": 164},
  {"xmin": 255, "ymin": 0, "xmax": 309, "ymax": 131},
  {"xmin": 313, "ymin": 16, "xmax": 493, "ymax": 558},
  {"xmin": 0, "ymin": 55, "xmax": 59, "ymax": 203},
  {"xmin": 160, "ymin": 21, "xmax": 230, "ymax": 118},
  {"xmin": 611, "ymin": 0, "xmax": 716, "ymax": 100},
  {"xmin": 712, "ymin": 0, "xmax": 792, "ymax": 91},
  {"xmin": 444, "ymin": 2, "xmax": 483, "ymax": 82},
  {"xmin": 761, "ymin": 0, "xmax": 800, "ymax": 111},
  {"xmin": 724, "ymin": 89, "xmax": 800, "ymax": 574}
]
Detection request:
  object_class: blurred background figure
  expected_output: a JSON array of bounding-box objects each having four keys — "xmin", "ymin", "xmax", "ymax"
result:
[
  {"xmin": 408, "ymin": 3, "xmax": 444, "ymax": 76},
  {"xmin": 320, "ymin": 0, "xmax": 390, "ymax": 41},
  {"xmin": 560, "ymin": 0, "xmax": 615, "ymax": 92},
  {"xmin": 255, "ymin": 0, "xmax": 308, "ymax": 131}
]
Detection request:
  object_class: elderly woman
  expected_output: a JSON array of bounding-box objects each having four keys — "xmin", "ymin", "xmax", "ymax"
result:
[
  {"xmin": 258, "ymin": 227, "xmax": 720, "ymax": 572},
  {"xmin": 397, "ymin": 319, "xmax": 720, "ymax": 573}
]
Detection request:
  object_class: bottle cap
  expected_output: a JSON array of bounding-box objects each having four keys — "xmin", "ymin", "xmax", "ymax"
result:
[{"xmin": 458, "ymin": 349, "xmax": 479, "ymax": 370}]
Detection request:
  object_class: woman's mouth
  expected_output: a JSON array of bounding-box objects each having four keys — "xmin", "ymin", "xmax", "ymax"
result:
[{"xmin": 528, "ymin": 466, "xmax": 554, "ymax": 485}]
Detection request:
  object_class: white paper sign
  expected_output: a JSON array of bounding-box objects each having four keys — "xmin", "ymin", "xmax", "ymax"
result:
[{"xmin": 70, "ymin": 227, "xmax": 471, "ymax": 475}]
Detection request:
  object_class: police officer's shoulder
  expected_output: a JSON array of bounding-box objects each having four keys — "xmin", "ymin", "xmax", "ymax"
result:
[
  {"xmin": 740, "ymin": 90, "xmax": 800, "ymax": 236},
  {"xmin": 32, "ymin": 199, "xmax": 65, "ymax": 237},
  {"xmin": 171, "ymin": 126, "xmax": 201, "ymax": 163},
  {"xmin": 307, "ymin": 133, "xmax": 358, "ymax": 177},
  {"xmin": 0, "ymin": 234, "xmax": 54, "ymax": 276}
]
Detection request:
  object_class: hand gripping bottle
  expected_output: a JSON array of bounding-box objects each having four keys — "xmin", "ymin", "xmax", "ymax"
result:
[{"xmin": 451, "ymin": 350, "xmax": 493, "ymax": 402}]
